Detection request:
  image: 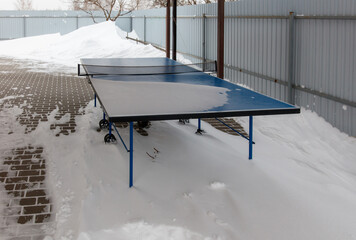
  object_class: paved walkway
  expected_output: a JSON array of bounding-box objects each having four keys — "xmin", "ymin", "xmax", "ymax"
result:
[
  {"xmin": 0, "ymin": 58, "xmax": 247, "ymax": 240},
  {"xmin": 0, "ymin": 58, "xmax": 93, "ymax": 240}
]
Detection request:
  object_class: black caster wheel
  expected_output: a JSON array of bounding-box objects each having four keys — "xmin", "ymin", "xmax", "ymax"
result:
[
  {"xmin": 137, "ymin": 121, "xmax": 150, "ymax": 128},
  {"xmin": 99, "ymin": 119, "xmax": 109, "ymax": 129},
  {"xmin": 104, "ymin": 134, "xmax": 117, "ymax": 143},
  {"xmin": 179, "ymin": 119, "xmax": 190, "ymax": 124}
]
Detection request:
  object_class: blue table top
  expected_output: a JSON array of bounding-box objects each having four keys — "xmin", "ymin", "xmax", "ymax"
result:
[{"xmin": 81, "ymin": 58, "xmax": 300, "ymax": 122}]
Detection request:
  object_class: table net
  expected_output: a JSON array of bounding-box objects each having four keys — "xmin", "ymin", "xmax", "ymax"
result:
[{"xmin": 79, "ymin": 61, "xmax": 217, "ymax": 76}]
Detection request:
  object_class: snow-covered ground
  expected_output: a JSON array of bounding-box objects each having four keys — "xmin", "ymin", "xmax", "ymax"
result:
[{"xmin": 1, "ymin": 21, "xmax": 356, "ymax": 240}]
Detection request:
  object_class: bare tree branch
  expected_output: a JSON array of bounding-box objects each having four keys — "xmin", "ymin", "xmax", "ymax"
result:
[
  {"xmin": 15, "ymin": 0, "xmax": 33, "ymax": 10},
  {"xmin": 71, "ymin": 0, "xmax": 237, "ymax": 21},
  {"xmin": 71, "ymin": 0, "xmax": 137, "ymax": 22}
]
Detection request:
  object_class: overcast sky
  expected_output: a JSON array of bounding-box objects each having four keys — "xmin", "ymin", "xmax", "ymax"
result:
[{"xmin": 0, "ymin": 0, "xmax": 71, "ymax": 10}]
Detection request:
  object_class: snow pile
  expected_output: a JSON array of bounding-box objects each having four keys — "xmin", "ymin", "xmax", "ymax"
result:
[
  {"xmin": 77, "ymin": 221, "xmax": 209, "ymax": 240},
  {"xmin": 209, "ymin": 182, "xmax": 226, "ymax": 190},
  {"xmin": 0, "ymin": 21, "xmax": 165, "ymax": 72}
]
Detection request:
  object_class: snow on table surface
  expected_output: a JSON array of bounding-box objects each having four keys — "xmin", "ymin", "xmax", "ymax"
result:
[
  {"xmin": 0, "ymin": 21, "xmax": 356, "ymax": 240},
  {"xmin": 92, "ymin": 79, "xmax": 229, "ymax": 117}
]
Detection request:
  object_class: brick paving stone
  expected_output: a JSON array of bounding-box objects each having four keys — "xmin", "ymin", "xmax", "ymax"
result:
[
  {"xmin": 5, "ymin": 184, "xmax": 15, "ymax": 191},
  {"xmin": 35, "ymin": 214, "xmax": 51, "ymax": 224},
  {"xmin": 29, "ymin": 176, "xmax": 45, "ymax": 182},
  {"xmin": 202, "ymin": 118, "xmax": 249, "ymax": 138},
  {"xmin": 6, "ymin": 177, "xmax": 29, "ymax": 184},
  {"xmin": 17, "ymin": 215, "xmax": 34, "ymax": 224},
  {"xmin": 19, "ymin": 198, "xmax": 36, "ymax": 206},
  {"xmin": 23, "ymin": 205, "xmax": 48, "ymax": 215},
  {"xmin": 25, "ymin": 190, "xmax": 47, "ymax": 198},
  {"xmin": 37, "ymin": 197, "xmax": 50, "ymax": 205}
]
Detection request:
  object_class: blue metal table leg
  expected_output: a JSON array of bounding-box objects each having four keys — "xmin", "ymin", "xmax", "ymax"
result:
[
  {"xmin": 129, "ymin": 122, "xmax": 133, "ymax": 188},
  {"xmin": 94, "ymin": 93, "xmax": 97, "ymax": 107},
  {"xmin": 249, "ymin": 116, "xmax": 253, "ymax": 160},
  {"xmin": 196, "ymin": 118, "xmax": 204, "ymax": 134}
]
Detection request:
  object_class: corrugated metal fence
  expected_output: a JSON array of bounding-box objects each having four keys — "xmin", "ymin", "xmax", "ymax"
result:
[
  {"xmin": 0, "ymin": 2, "xmax": 355, "ymax": 136},
  {"xmin": 127, "ymin": 1, "xmax": 356, "ymax": 137}
]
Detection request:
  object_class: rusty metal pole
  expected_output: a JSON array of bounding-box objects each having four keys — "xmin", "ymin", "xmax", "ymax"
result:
[
  {"xmin": 217, "ymin": 0, "xmax": 225, "ymax": 79},
  {"xmin": 166, "ymin": 0, "xmax": 171, "ymax": 58},
  {"xmin": 172, "ymin": 0, "xmax": 177, "ymax": 60}
]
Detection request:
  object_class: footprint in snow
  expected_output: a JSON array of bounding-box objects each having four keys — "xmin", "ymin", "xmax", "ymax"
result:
[
  {"xmin": 182, "ymin": 192, "xmax": 193, "ymax": 199},
  {"xmin": 207, "ymin": 211, "xmax": 228, "ymax": 227},
  {"xmin": 209, "ymin": 181, "xmax": 226, "ymax": 190}
]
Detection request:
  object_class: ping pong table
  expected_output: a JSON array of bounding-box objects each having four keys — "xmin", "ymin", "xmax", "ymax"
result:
[{"xmin": 79, "ymin": 57, "xmax": 300, "ymax": 188}]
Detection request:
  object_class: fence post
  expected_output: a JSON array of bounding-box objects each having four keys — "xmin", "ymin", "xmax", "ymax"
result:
[
  {"xmin": 172, "ymin": 0, "xmax": 177, "ymax": 60},
  {"xmin": 217, "ymin": 0, "xmax": 225, "ymax": 79},
  {"xmin": 202, "ymin": 13, "xmax": 206, "ymax": 71},
  {"xmin": 288, "ymin": 12, "xmax": 295, "ymax": 104},
  {"xmin": 130, "ymin": 16, "xmax": 133, "ymax": 32},
  {"xmin": 143, "ymin": 15, "xmax": 146, "ymax": 43},
  {"xmin": 76, "ymin": 15, "xmax": 79, "ymax": 29},
  {"xmin": 23, "ymin": 17, "xmax": 26, "ymax": 37}
]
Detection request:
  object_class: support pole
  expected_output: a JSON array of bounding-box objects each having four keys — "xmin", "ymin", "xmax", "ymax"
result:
[
  {"xmin": 249, "ymin": 116, "xmax": 253, "ymax": 160},
  {"xmin": 172, "ymin": 0, "xmax": 177, "ymax": 60},
  {"xmin": 103, "ymin": 112, "xmax": 105, "ymax": 120},
  {"xmin": 288, "ymin": 12, "xmax": 295, "ymax": 104},
  {"xmin": 94, "ymin": 93, "xmax": 97, "ymax": 107},
  {"xmin": 217, "ymin": 0, "xmax": 225, "ymax": 79},
  {"xmin": 129, "ymin": 122, "xmax": 134, "ymax": 188},
  {"xmin": 130, "ymin": 16, "xmax": 133, "ymax": 32},
  {"xmin": 202, "ymin": 13, "xmax": 206, "ymax": 71},
  {"xmin": 23, "ymin": 17, "xmax": 26, "ymax": 37},
  {"xmin": 166, "ymin": 0, "xmax": 171, "ymax": 58},
  {"xmin": 143, "ymin": 15, "xmax": 146, "ymax": 43}
]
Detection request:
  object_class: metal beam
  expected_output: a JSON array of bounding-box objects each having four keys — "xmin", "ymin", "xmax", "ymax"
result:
[
  {"xmin": 143, "ymin": 15, "xmax": 146, "ymax": 42},
  {"xmin": 295, "ymin": 15, "xmax": 356, "ymax": 20},
  {"xmin": 166, "ymin": 0, "xmax": 171, "ymax": 58},
  {"xmin": 129, "ymin": 122, "xmax": 133, "ymax": 188},
  {"xmin": 2, "ymin": 14, "xmax": 355, "ymax": 20},
  {"xmin": 172, "ymin": 0, "xmax": 177, "ymax": 60},
  {"xmin": 217, "ymin": 0, "xmax": 225, "ymax": 79},
  {"xmin": 124, "ymin": 15, "xmax": 356, "ymax": 20},
  {"xmin": 249, "ymin": 116, "xmax": 253, "ymax": 160},
  {"xmin": 287, "ymin": 12, "xmax": 295, "ymax": 104},
  {"xmin": 202, "ymin": 13, "xmax": 206, "ymax": 71}
]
